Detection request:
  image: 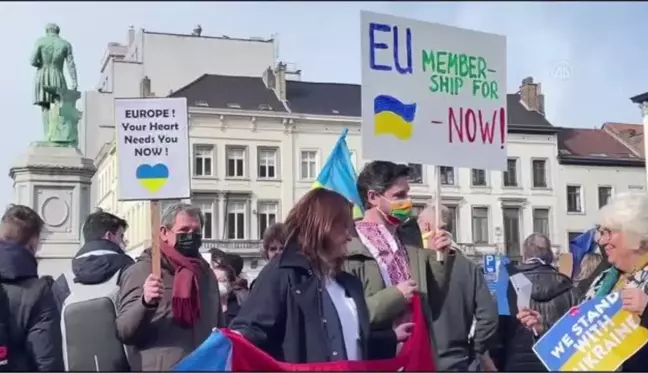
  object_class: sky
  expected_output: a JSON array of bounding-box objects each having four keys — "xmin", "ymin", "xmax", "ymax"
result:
[{"xmin": 1, "ymin": 1, "xmax": 648, "ymax": 209}]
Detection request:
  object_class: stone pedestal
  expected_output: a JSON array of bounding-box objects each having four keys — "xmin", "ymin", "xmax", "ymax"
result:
[{"xmin": 9, "ymin": 146, "xmax": 96, "ymax": 277}]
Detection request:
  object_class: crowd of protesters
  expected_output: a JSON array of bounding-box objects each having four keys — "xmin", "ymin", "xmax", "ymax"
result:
[{"xmin": 0, "ymin": 161, "xmax": 647, "ymax": 371}]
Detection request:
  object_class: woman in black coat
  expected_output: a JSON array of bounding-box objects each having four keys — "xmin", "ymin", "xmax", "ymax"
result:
[{"xmin": 230, "ymin": 188, "xmax": 413, "ymax": 363}]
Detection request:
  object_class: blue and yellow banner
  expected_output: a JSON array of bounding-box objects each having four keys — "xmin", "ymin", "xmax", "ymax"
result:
[
  {"xmin": 494, "ymin": 255, "xmax": 512, "ymax": 316},
  {"xmin": 532, "ymin": 292, "xmax": 648, "ymax": 371},
  {"xmin": 312, "ymin": 129, "xmax": 364, "ymax": 218}
]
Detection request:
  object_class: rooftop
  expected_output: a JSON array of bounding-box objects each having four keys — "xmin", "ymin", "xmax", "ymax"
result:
[
  {"xmin": 602, "ymin": 122, "xmax": 644, "ymax": 157},
  {"xmin": 630, "ymin": 92, "xmax": 648, "ymax": 104},
  {"xmin": 171, "ymin": 74, "xmax": 287, "ymax": 113},
  {"xmin": 143, "ymin": 30, "xmax": 274, "ymax": 44},
  {"xmin": 558, "ymin": 127, "xmax": 644, "ymax": 167},
  {"xmin": 171, "ymin": 73, "xmax": 557, "ymax": 129}
]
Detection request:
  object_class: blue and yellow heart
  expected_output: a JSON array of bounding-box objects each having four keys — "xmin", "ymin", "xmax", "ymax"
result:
[{"xmin": 136, "ymin": 164, "xmax": 169, "ymax": 193}]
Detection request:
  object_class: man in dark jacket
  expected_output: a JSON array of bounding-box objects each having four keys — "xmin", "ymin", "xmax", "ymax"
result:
[
  {"xmin": 494, "ymin": 233, "xmax": 581, "ymax": 371},
  {"xmin": 0, "ymin": 204, "xmax": 63, "ymax": 371},
  {"xmin": 52, "ymin": 210, "xmax": 133, "ymax": 311}
]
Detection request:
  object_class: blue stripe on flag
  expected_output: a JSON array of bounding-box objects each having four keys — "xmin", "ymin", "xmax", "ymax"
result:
[
  {"xmin": 495, "ymin": 255, "xmax": 511, "ymax": 316},
  {"xmin": 173, "ymin": 330, "xmax": 232, "ymax": 371},
  {"xmin": 313, "ymin": 128, "xmax": 364, "ymax": 217}
]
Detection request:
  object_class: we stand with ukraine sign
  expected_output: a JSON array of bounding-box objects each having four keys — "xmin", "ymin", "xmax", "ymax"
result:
[
  {"xmin": 532, "ymin": 292, "xmax": 648, "ymax": 371},
  {"xmin": 173, "ymin": 295, "xmax": 435, "ymax": 371}
]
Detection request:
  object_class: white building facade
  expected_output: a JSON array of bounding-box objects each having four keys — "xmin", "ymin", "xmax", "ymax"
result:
[
  {"xmin": 82, "ymin": 28, "xmax": 648, "ymax": 279},
  {"xmin": 93, "ymin": 68, "xmax": 567, "ymax": 278},
  {"xmin": 557, "ymin": 127, "xmax": 646, "ymax": 250},
  {"xmin": 82, "ymin": 26, "xmax": 281, "ymax": 195},
  {"xmin": 85, "ymin": 27, "xmax": 291, "ymax": 276}
]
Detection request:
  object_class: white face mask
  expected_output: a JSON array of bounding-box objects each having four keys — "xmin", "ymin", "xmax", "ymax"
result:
[{"xmin": 218, "ymin": 282, "xmax": 231, "ymax": 297}]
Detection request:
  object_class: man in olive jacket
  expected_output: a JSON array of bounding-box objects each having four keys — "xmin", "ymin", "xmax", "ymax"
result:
[{"xmin": 343, "ymin": 161, "xmax": 448, "ymax": 362}]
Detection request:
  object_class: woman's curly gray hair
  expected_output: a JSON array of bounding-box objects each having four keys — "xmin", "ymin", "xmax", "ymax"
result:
[{"xmin": 597, "ymin": 192, "xmax": 648, "ymax": 251}]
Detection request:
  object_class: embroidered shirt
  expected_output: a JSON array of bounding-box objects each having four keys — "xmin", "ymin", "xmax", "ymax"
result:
[{"xmin": 355, "ymin": 221, "xmax": 411, "ymax": 287}]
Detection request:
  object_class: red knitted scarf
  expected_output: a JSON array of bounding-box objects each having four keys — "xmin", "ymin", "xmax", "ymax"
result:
[{"xmin": 160, "ymin": 242, "xmax": 204, "ymax": 327}]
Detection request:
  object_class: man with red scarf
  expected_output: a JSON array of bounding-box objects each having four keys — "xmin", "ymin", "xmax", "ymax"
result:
[{"xmin": 115, "ymin": 203, "xmax": 225, "ymax": 371}]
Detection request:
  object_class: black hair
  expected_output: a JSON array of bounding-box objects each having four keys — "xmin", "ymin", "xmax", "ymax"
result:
[
  {"xmin": 82, "ymin": 210, "xmax": 128, "ymax": 242},
  {"xmin": 356, "ymin": 161, "xmax": 411, "ymax": 209},
  {"xmin": 224, "ymin": 253, "xmax": 244, "ymax": 277},
  {"xmin": 210, "ymin": 248, "xmax": 227, "ymax": 265}
]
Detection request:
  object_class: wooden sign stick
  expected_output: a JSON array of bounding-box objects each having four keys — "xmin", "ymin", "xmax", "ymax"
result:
[
  {"xmin": 150, "ymin": 200, "xmax": 161, "ymax": 277},
  {"xmin": 434, "ymin": 166, "xmax": 444, "ymax": 262}
]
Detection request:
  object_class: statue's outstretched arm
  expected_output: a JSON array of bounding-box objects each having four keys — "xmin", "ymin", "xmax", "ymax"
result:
[
  {"xmin": 66, "ymin": 43, "xmax": 78, "ymax": 89},
  {"xmin": 30, "ymin": 42, "xmax": 41, "ymax": 68}
]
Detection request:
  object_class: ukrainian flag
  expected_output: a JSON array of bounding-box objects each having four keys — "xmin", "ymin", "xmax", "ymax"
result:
[
  {"xmin": 312, "ymin": 129, "xmax": 364, "ymax": 219},
  {"xmin": 373, "ymin": 94, "xmax": 417, "ymax": 140}
]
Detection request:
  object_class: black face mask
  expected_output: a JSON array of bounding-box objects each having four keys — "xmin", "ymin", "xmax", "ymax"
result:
[{"xmin": 175, "ymin": 232, "xmax": 202, "ymax": 257}]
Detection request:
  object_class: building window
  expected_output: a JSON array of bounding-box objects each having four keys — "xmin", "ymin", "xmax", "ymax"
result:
[
  {"xmin": 533, "ymin": 208, "xmax": 550, "ymax": 236},
  {"xmin": 258, "ymin": 147, "xmax": 278, "ymax": 179},
  {"xmin": 503, "ymin": 158, "xmax": 518, "ymax": 187},
  {"xmin": 408, "ymin": 163, "xmax": 423, "ymax": 184},
  {"xmin": 568, "ymin": 231, "xmax": 583, "ymax": 242},
  {"xmin": 193, "ymin": 145, "xmax": 214, "ymax": 177},
  {"xmin": 503, "ymin": 207, "xmax": 521, "ymax": 257},
  {"xmin": 300, "ymin": 150, "xmax": 318, "ymax": 180},
  {"xmin": 440, "ymin": 166, "xmax": 455, "ymax": 185},
  {"xmin": 412, "ymin": 204, "xmax": 425, "ymax": 217},
  {"xmin": 532, "ymin": 159, "xmax": 547, "ymax": 188},
  {"xmin": 226, "ymin": 147, "xmax": 246, "ymax": 178},
  {"xmin": 471, "ymin": 207, "xmax": 489, "ymax": 244},
  {"xmin": 226, "ymin": 200, "xmax": 246, "ymax": 239},
  {"xmin": 258, "ymin": 202, "xmax": 278, "ymax": 238},
  {"xmin": 471, "ymin": 169, "xmax": 487, "ymax": 186},
  {"xmin": 445, "ymin": 205, "xmax": 458, "ymax": 241},
  {"xmin": 567, "ymin": 185, "xmax": 583, "ymax": 213},
  {"xmin": 598, "ymin": 186, "xmax": 612, "ymax": 208},
  {"xmin": 196, "ymin": 200, "xmax": 217, "ymax": 239}
]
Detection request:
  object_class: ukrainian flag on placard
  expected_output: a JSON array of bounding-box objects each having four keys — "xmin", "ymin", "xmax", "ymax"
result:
[
  {"xmin": 373, "ymin": 94, "xmax": 417, "ymax": 141},
  {"xmin": 312, "ymin": 129, "xmax": 364, "ymax": 219}
]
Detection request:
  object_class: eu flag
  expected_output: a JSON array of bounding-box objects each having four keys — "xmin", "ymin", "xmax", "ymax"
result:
[
  {"xmin": 569, "ymin": 229, "xmax": 597, "ymax": 279},
  {"xmin": 312, "ymin": 128, "xmax": 364, "ymax": 218}
]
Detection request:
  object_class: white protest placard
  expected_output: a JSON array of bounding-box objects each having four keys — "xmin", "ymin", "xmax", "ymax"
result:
[
  {"xmin": 114, "ymin": 97, "xmax": 191, "ymax": 201},
  {"xmin": 361, "ymin": 11, "xmax": 508, "ymax": 170},
  {"xmin": 510, "ymin": 272, "xmax": 533, "ymax": 310}
]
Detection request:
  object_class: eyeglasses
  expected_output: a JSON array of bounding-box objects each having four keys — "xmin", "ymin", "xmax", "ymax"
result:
[{"xmin": 594, "ymin": 225, "xmax": 613, "ymax": 240}]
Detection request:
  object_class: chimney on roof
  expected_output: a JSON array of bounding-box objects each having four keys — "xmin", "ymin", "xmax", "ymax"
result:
[
  {"xmin": 192, "ymin": 25, "xmax": 202, "ymax": 36},
  {"xmin": 262, "ymin": 66, "xmax": 275, "ymax": 90},
  {"xmin": 128, "ymin": 26, "xmax": 135, "ymax": 46},
  {"xmin": 140, "ymin": 76, "xmax": 152, "ymax": 97},
  {"xmin": 262, "ymin": 63, "xmax": 287, "ymax": 101},
  {"xmin": 274, "ymin": 62, "xmax": 287, "ymax": 101},
  {"xmin": 519, "ymin": 77, "xmax": 545, "ymax": 116}
]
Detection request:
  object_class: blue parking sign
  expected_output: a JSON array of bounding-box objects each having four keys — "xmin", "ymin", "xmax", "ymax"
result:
[{"xmin": 483, "ymin": 254, "xmax": 496, "ymax": 274}]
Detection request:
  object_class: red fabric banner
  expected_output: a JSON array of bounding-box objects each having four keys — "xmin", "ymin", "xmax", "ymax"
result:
[{"xmin": 224, "ymin": 294, "xmax": 435, "ymax": 372}]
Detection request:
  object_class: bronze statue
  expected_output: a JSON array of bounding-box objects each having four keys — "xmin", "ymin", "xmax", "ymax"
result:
[{"xmin": 31, "ymin": 23, "xmax": 81, "ymax": 147}]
